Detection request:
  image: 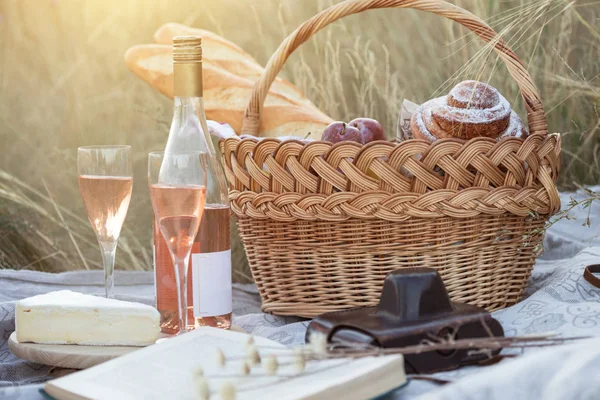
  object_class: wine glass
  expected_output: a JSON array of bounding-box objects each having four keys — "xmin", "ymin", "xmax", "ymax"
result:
[
  {"xmin": 148, "ymin": 152, "xmax": 207, "ymax": 335},
  {"xmin": 78, "ymin": 145, "xmax": 133, "ymax": 299}
]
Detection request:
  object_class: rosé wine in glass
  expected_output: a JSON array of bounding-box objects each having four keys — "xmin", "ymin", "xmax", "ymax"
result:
[
  {"xmin": 78, "ymin": 175, "xmax": 133, "ymax": 248},
  {"xmin": 149, "ymin": 185, "xmax": 206, "ymax": 261},
  {"xmin": 78, "ymin": 145, "xmax": 133, "ymax": 299}
]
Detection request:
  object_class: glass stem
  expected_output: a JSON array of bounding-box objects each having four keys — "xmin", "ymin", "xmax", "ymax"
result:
[
  {"xmin": 173, "ymin": 257, "xmax": 189, "ymax": 334},
  {"xmin": 101, "ymin": 246, "xmax": 116, "ymax": 299}
]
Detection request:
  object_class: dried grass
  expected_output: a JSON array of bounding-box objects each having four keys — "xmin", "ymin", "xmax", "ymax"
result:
[{"xmin": 0, "ymin": 0, "xmax": 598, "ymax": 277}]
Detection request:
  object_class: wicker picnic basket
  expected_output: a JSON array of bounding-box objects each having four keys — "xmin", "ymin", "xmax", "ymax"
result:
[{"xmin": 219, "ymin": 0, "xmax": 561, "ymax": 318}]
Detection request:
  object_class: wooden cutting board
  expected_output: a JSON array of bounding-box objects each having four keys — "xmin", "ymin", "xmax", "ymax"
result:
[{"xmin": 8, "ymin": 325, "xmax": 245, "ymax": 370}]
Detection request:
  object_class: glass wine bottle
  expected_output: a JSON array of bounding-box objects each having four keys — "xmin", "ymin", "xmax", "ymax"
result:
[{"xmin": 154, "ymin": 36, "xmax": 232, "ymax": 333}]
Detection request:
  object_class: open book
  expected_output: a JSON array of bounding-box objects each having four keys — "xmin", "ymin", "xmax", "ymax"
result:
[{"xmin": 44, "ymin": 327, "xmax": 406, "ymax": 400}]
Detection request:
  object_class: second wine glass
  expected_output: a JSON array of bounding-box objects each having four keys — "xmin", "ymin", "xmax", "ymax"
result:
[
  {"xmin": 148, "ymin": 152, "xmax": 207, "ymax": 335},
  {"xmin": 78, "ymin": 145, "xmax": 133, "ymax": 299}
]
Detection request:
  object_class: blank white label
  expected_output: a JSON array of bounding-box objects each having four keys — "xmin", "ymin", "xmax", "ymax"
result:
[{"xmin": 191, "ymin": 250, "xmax": 232, "ymax": 317}]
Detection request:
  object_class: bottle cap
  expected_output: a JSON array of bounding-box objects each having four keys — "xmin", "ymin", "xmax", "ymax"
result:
[
  {"xmin": 173, "ymin": 36, "xmax": 202, "ymax": 63},
  {"xmin": 173, "ymin": 36, "xmax": 203, "ymax": 96}
]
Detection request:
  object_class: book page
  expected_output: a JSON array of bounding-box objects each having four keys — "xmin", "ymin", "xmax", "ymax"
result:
[{"xmin": 46, "ymin": 327, "xmax": 405, "ymax": 400}]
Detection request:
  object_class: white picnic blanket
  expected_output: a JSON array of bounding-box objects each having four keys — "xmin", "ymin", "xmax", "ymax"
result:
[{"xmin": 1, "ymin": 187, "xmax": 600, "ymax": 400}]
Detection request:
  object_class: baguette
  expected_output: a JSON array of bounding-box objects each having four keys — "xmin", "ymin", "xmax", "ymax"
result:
[
  {"xmin": 154, "ymin": 23, "xmax": 314, "ymax": 106},
  {"xmin": 124, "ymin": 45, "xmax": 331, "ymax": 138},
  {"xmin": 154, "ymin": 23, "xmax": 259, "ymax": 64},
  {"xmin": 124, "ymin": 23, "xmax": 332, "ymax": 139}
]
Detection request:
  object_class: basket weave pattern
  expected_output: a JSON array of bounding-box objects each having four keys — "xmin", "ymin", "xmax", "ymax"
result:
[
  {"xmin": 220, "ymin": 0, "xmax": 562, "ymax": 318},
  {"xmin": 236, "ymin": 216, "xmax": 545, "ymax": 316},
  {"xmin": 222, "ymin": 136, "xmax": 560, "ymax": 221}
]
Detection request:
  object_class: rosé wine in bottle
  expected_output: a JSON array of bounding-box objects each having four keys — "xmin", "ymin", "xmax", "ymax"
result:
[{"xmin": 154, "ymin": 36, "xmax": 232, "ymax": 333}]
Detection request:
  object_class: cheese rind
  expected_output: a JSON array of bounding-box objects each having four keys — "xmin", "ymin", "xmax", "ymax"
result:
[{"xmin": 16, "ymin": 290, "xmax": 160, "ymax": 346}]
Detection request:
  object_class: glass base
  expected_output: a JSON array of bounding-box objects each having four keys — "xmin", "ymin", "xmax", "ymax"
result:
[
  {"xmin": 160, "ymin": 309, "xmax": 232, "ymax": 333},
  {"xmin": 194, "ymin": 312, "xmax": 232, "ymax": 330}
]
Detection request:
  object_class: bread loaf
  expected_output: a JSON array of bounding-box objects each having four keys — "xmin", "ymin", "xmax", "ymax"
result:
[
  {"xmin": 153, "ymin": 23, "xmax": 312, "ymax": 107},
  {"xmin": 124, "ymin": 23, "xmax": 332, "ymax": 139},
  {"xmin": 409, "ymin": 80, "xmax": 527, "ymax": 142}
]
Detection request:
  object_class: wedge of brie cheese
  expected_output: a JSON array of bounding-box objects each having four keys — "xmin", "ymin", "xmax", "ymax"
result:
[{"xmin": 16, "ymin": 290, "xmax": 160, "ymax": 346}]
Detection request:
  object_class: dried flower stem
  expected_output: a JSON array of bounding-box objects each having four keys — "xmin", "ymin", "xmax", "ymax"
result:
[
  {"xmin": 319, "ymin": 335, "xmax": 588, "ymax": 360},
  {"xmin": 525, "ymin": 186, "xmax": 600, "ymax": 254},
  {"xmin": 210, "ymin": 334, "xmax": 586, "ymax": 378}
]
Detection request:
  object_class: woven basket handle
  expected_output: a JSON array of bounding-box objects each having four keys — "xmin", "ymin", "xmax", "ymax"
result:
[{"xmin": 241, "ymin": 0, "xmax": 548, "ymax": 136}]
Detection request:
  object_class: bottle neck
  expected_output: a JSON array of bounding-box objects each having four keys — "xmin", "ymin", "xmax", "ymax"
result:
[
  {"xmin": 174, "ymin": 62, "xmax": 203, "ymax": 98},
  {"xmin": 166, "ymin": 62, "xmax": 229, "ymax": 205},
  {"xmin": 172, "ymin": 61, "xmax": 214, "ymax": 156},
  {"xmin": 169, "ymin": 96, "xmax": 218, "ymax": 157}
]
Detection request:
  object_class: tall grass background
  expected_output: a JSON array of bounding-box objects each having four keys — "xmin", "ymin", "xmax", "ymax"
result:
[{"xmin": 0, "ymin": 0, "xmax": 598, "ymax": 279}]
